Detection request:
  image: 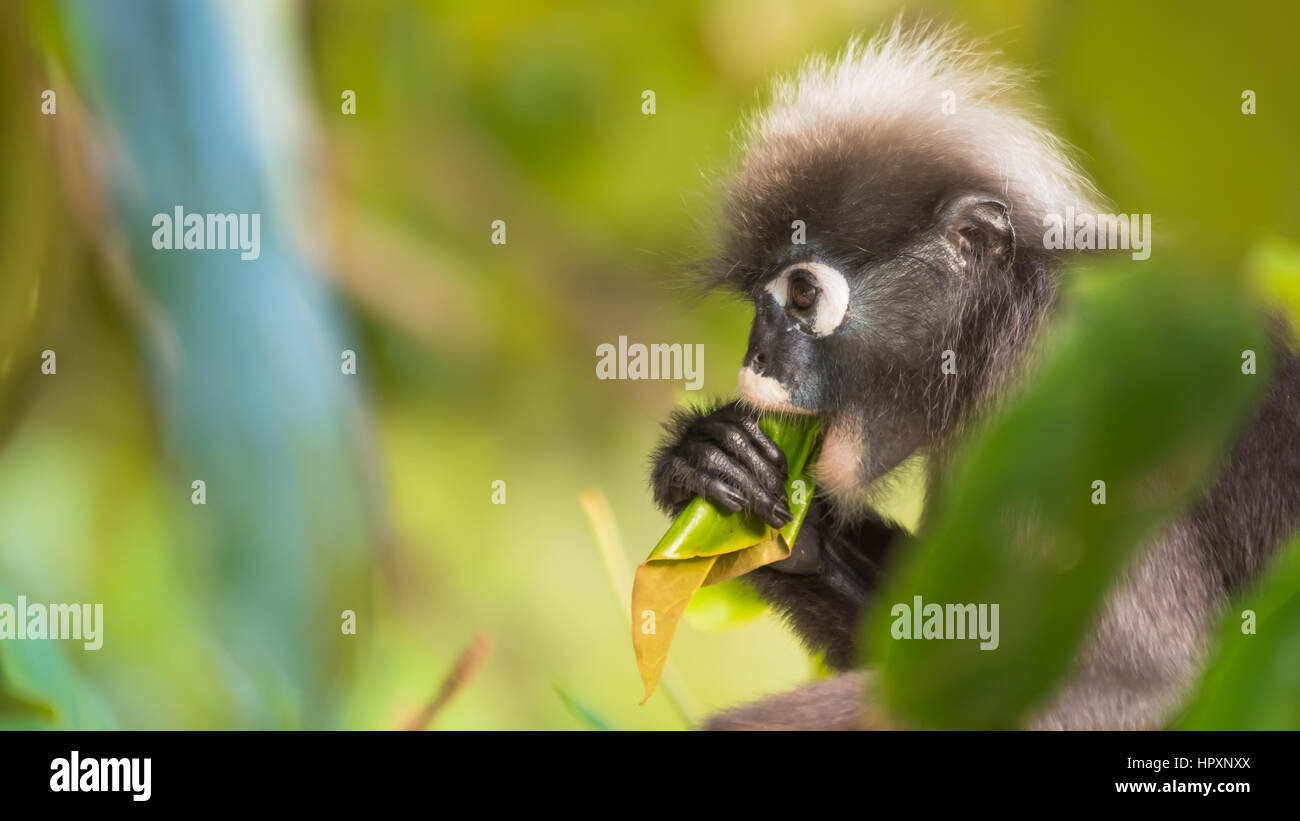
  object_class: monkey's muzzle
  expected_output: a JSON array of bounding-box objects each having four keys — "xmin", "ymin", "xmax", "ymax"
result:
[{"xmin": 737, "ymin": 366, "xmax": 811, "ymax": 414}]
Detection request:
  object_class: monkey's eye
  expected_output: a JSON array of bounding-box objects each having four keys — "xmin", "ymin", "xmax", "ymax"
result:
[
  {"xmin": 789, "ymin": 274, "xmax": 818, "ymax": 310},
  {"xmin": 766, "ymin": 261, "xmax": 848, "ymax": 336}
]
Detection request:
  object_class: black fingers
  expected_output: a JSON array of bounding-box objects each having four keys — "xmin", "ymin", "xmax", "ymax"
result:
[
  {"xmin": 737, "ymin": 416, "xmax": 787, "ymax": 470},
  {"xmin": 651, "ymin": 404, "xmax": 722, "ymax": 514},
  {"xmin": 685, "ymin": 438, "xmax": 790, "ymax": 528},
  {"xmin": 696, "ymin": 420, "xmax": 790, "ymax": 528},
  {"xmin": 650, "ymin": 402, "xmax": 792, "ymax": 529},
  {"xmin": 704, "ymin": 420, "xmax": 786, "ymax": 491}
]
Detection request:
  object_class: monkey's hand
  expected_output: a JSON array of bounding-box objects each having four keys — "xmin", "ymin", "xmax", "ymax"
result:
[
  {"xmin": 651, "ymin": 403, "xmax": 905, "ymax": 670},
  {"xmin": 650, "ymin": 401, "xmax": 793, "ymax": 530}
]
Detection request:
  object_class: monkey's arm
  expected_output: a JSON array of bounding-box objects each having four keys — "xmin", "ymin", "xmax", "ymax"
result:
[
  {"xmin": 650, "ymin": 401, "xmax": 908, "ymax": 670},
  {"xmin": 745, "ymin": 501, "xmax": 905, "ymax": 670}
]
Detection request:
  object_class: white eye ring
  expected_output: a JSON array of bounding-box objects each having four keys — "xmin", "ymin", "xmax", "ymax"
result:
[{"xmin": 764, "ymin": 261, "xmax": 850, "ymax": 336}]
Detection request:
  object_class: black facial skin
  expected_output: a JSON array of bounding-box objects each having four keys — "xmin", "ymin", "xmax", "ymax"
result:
[
  {"xmin": 740, "ymin": 288, "xmax": 822, "ymax": 408},
  {"xmin": 648, "ymin": 117, "xmax": 1300, "ymax": 729}
]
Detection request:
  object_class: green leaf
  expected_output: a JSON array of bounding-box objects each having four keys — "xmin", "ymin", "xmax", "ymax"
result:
[
  {"xmin": 644, "ymin": 415, "xmax": 821, "ymax": 562},
  {"xmin": 1249, "ymin": 236, "xmax": 1300, "ymax": 344},
  {"xmin": 865, "ymin": 264, "xmax": 1267, "ymax": 728},
  {"xmin": 0, "ymin": 586, "xmax": 115, "ymax": 730},
  {"xmin": 684, "ymin": 578, "xmax": 768, "ymax": 632},
  {"xmin": 1175, "ymin": 537, "xmax": 1300, "ymax": 729}
]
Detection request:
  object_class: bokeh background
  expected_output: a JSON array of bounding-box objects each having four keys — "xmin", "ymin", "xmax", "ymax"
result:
[{"xmin": 1, "ymin": 0, "xmax": 1297, "ymax": 729}]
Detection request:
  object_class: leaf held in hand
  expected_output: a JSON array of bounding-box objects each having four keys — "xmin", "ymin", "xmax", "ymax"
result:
[{"xmin": 632, "ymin": 414, "xmax": 820, "ymax": 703}]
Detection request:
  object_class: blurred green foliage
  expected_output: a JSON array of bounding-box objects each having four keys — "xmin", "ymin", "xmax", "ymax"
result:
[
  {"xmin": 865, "ymin": 265, "xmax": 1269, "ymax": 727},
  {"xmin": 0, "ymin": 0, "xmax": 1296, "ymax": 729},
  {"xmin": 1176, "ymin": 536, "xmax": 1300, "ymax": 730}
]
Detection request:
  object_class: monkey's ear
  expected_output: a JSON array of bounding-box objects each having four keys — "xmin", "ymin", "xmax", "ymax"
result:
[{"xmin": 938, "ymin": 193, "xmax": 1015, "ymax": 271}]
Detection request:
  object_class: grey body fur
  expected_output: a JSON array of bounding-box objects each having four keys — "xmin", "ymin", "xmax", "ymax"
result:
[{"xmin": 649, "ymin": 22, "xmax": 1300, "ymax": 730}]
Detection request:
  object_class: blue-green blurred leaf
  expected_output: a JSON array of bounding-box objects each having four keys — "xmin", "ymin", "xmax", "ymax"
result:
[
  {"xmin": 0, "ymin": 586, "xmax": 114, "ymax": 730},
  {"xmin": 553, "ymin": 684, "xmax": 617, "ymax": 731}
]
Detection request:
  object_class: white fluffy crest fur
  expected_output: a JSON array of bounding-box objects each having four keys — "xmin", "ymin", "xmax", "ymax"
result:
[{"xmin": 743, "ymin": 19, "xmax": 1105, "ymax": 222}]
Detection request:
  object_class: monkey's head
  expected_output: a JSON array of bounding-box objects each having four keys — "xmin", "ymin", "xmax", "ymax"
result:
[{"xmin": 716, "ymin": 23, "xmax": 1103, "ymax": 504}]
